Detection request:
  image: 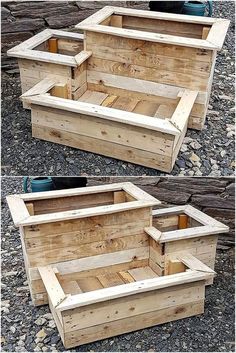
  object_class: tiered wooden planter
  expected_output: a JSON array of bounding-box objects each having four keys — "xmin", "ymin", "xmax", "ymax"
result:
[
  {"xmin": 7, "ymin": 7, "xmax": 229, "ymax": 172},
  {"xmin": 7, "ymin": 183, "xmax": 229, "ymax": 348}
]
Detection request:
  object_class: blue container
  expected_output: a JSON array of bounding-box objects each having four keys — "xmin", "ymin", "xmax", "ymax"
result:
[
  {"xmin": 23, "ymin": 177, "xmax": 54, "ymax": 193},
  {"xmin": 183, "ymin": 1, "xmax": 212, "ymax": 17}
]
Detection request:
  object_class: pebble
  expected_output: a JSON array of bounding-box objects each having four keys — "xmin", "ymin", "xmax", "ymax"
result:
[
  {"xmin": 35, "ymin": 317, "xmax": 47, "ymax": 326},
  {"xmin": 190, "ymin": 141, "xmax": 202, "ymax": 150},
  {"xmin": 189, "ymin": 152, "xmax": 200, "ymax": 164},
  {"xmin": 36, "ymin": 328, "xmax": 47, "ymax": 340}
]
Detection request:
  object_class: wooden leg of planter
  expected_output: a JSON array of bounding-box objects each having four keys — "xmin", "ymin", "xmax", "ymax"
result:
[
  {"xmin": 168, "ymin": 260, "xmax": 186, "ymax": 275},
  {"xmin": 48, "ymin": 38, "xmax": 58, "ymax": 53},
  {"xmin": 178, "ymin": 214, "xmax": 188, "ymax": 229},
  {"xmin": 51, "ymin": 83, "xmax": 68, "ymax": 99}
]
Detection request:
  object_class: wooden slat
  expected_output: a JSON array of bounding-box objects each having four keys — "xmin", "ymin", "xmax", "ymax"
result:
[
  {"xmin": 62, "ymin": 281, "xmax": 205, "ymax": 332},
  {"xmin": 60, "ymin": 280, "xmax": 83, "ymax": 295},
  {"xmin": 6, "ymin": 196, "xmax": 30, "ymax": 226},
  {"xmin": 128, "ymin": 266, "xmax": 157, "ymax": 281},
  {"xmin": 118, "ymin": 271, "xmax": 135, "ymax": 283},
  {"xmin": 144, "ymin": 226, "xmax": 162, "ymax": 242},
  {"xmin": 77, "ymin": 277, "xmax": 103, "ymax": 292},
  {"xmin": 38, "ymin": 266, "xmax": 66, "ymax": 307},
  {"xmin": 111, "ymin": 96, "xmax": 139, "ymax": 112},
  {"xmin": 178, "ymin": 254, "xmax": 215, "ymax": 273},
  {"xmin": 78, "ymin": 90, "xmax": 108, "ymax": 105},
  {"xmin": 168, "ymin": 260, "xmax": 186, "ymax": 275},
  {"xmin": 101, "ymin": 95, "xmax": 118, "ymax": 107},
  {"xmin": 133, "ymin": 100, "xmax": 159, "ymax": 116},
  {"xmin": 97, "ymin": 273, "xmax": 124, "ymax": 287},
  {"xmin": 170, "ymin": 90, "xmax": 198, "ymax": 132}
]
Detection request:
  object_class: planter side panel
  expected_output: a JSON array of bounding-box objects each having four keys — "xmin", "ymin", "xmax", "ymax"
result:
[
  {"xmin": 86, "ymin": 31, "xmax": 214, "ymax": 129},
  {"xmin": 30, "ymin": 104, "xmax": 175, "ymax": 172},
  {"xmin": 23, "ymin": 207, "xmax": 151, "ymax": 305},
  {"xmin": 62, "ymin": 281, "xmax": 205, "ymax": 348}
]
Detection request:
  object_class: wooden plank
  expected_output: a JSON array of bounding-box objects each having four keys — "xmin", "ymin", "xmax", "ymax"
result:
[
  {"xmin": 178, "ymin": 254, "xmax": 215, "ymax": 274},
  {"xmin": 206, "ymin": 20, "xmax": 230, "ymax": 49},
  {"xmin": 38, "ymin": 266, "xmax": 66, "ymax": 307},
  {"xmin": 74, "ymin": 50, "xmax": 92, "ymax": 65},
  {"xmin": 97, "ymin": 273, "xmax": 124, "ymax": 288},
  {"xmin": 21, "ymin": 76, "xmax": 59, "ymax": 98},
  {"xmin": 149, "ymin": 258, "xmax": 164, "ymax": 277},
  {"xmin": 101, "ymin": 94, "xmax": 118, "ymax": 107},
  {"xmin": 77, "ymin": 277, "xmax": 103, "ymax": 292},
  {"xmin": 133, "ymin": 100, "xmax": 159, "ymax": 116},
  {"xmin": 178, "ymin": 215, "xmax": 188, "ymax": 229},
  {"xmin": 51, "ymin": 83, "xmax": 68, "ymax": 99},
  {"xmin": 48, "ymin": 38, "xmax": 58, "ymax": 53},
  {"xmin": 86, "ymin": 31, "xmax": 213, "ymax": 63},
  {"xmin": 110, "ymin": 15, "xmax": 123, "ymax": 27},
  {"xmin": 113, "ymin": 191, "xmax": 126, "ymax": 204},
  {"xmin": 32, "ymin": 124, "xmax": 174, "ymax": 172},
  {"xmin": 63, "ymin": 300, "xmax": 204, "ymax": 348},
  {"xmin": 27, "ymin": 233, "xmax": 149, "ymax": 267},
  {"xmin": 128, "ymin": 266, "xmax": 157, "ymax": 281},
  {"xmin": 202, "ymin": 27, "xmax": 210, "ymax": 40},
  {"xmin": 60, "ymin": 280, "xmax": 83, "ymax": 295},
  {"xmin": 88, "ymin": 57, "xmax": 209, "ymax": 91},
  {"xmin": 62, "ymin": 281, "xmax": 205, "ymax": 332},
  {"xmin": 6, "ymin": 196, "xmax": 30, "ymax": 226},
  {"xmin": 123, "ymin": 183, "xmax": 159, "ymax": 203},
  {"xmin": 78, "ymin": 90, "xmax": 108, "ymax": 105},
  {"xmin": 118, "ymin": 271, "xmax": 135, "ymax": 283},
  {"xmin": 144, "ymin": 226, "xmax": 162, "ymax": 242},
  {"xmin": 111, "ymin": 96, "xmax": 139, "ymax": 112},
  {"xmin": 57, "ymin": 270, "xmax": 209, "ymax": 311},
  {"xmin": 185, "ymin": 205, "xmax": 229, "ymax": 230},
  {"xmin": 26, "ymin": 203, "xmax": 34, "ymax": 216},
  {"xmin": 154, "ymin": 104, "xmax": 175, "ymax": 119},
  {"xmin": 168, "ymin": 260, "xmax": 186, "ymax": 275},
  {"xmin": 31, "ymin": 106, "xmax": 175, "ymax": 156},
  {"xmin": 170, "ymin": 90, "xmax": 198, "ymax": 132}
]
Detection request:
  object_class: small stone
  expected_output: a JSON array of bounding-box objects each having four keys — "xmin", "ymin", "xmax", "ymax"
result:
[
  {"xmin": 42, "ymin": 313, "xmax": 53, "ymax": 320},
  {"xmin": 50, "ymin": 335, "xmax": 61, "ymax": 345},
  {"xmin": 194, "ymin": 169, "xmax": 202, "ymax": 176},
  {"xmin": 48, "ymin": 320, "xmax": 56, "ymax": 328},
  {"xmin": 219, "ymin": 94, "xmax": 234, "ymax": 100},
  {"xmin": 227, "ymin": 131, "xmax": 235, "ymax": 138},
  {"xmin": 212, "ymin": 164, "xmax": 219, "ymax": 170},
  {"xmin": 3, "ymin": 271, "xmax": 17, "ymax": 277},
  {"xmin": 189, "ymin": 152, "xmax": 200, "ymax": 164},
  {"xmin": 136, "ymin": 344, "xmax": 142, "ymax": 349},
  {"xmin": 183, "ymin": 137, "xmax": 193, "ymax": 144},
  {"xmin": 210, "ymin": 158, "xmax": 217, "ymax": 165},
  {"xmin": 220, "ymin": 150, "xmax": 227, "ymax": 157},
  {"xmin": 36, "ymin": 328, "xmax": 47, "ymax": 340},
  {"xmin": 35, "ymin": 317, "xmax": 47, "ymax": 326},
  {"xmin": 10, "ymin": 326, "xmax": 16, "ymax": 333},
  {"xmin": 190, "ymin": 141, "xmax": 202, "ymax": 150},
  {"xmin": 180, "ymin": 144, "xmax": 188, "ymax": 153}
]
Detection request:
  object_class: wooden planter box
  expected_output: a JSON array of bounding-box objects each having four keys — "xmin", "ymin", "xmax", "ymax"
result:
[
  {"xmin": 7, "ymin": 183, "xmax": 229, "ymax": 348},
  {"xmin": 7, "ymin": 29, "xmax": 84, "ymax": 98},
  {"xmin": 76, "ymin": 6, "xmax": 229, "ymax": 130},
  {"xmin": 150, "ymin": 205, "xmax": 229, "ymax": 283},
  {"xmin": 21, "ymin": 74, "xmax": 198, "ymax": 172}
]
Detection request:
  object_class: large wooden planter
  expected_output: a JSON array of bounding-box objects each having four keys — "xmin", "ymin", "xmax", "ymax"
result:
[
  {"xmin": 76, "ymin": 6, "xmax": 229, "ymax": 130},
  {"xmin": 7, "ymin": 29, "xmax": 84, "ymax": 98},
  {"xmin": 7, "ymin": 183, "xmax": 229, "ymax": 348}
]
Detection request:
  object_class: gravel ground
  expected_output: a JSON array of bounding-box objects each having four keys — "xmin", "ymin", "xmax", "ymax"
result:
[
  {"xmin": 1, "ymin": 177, "xmax": 235, "ymax": 352},
  {"xmin": 1, "ymin": 1, "xmax": 235, "ymax": 177}
]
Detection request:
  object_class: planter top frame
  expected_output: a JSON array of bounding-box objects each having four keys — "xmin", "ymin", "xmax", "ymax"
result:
[
  {"xmin": 6, "ymin": 182, "xmax": 160, "ymax": 227},
  {"xmin": 39, "ymin": 253, "xmax": 215, "ymax": 312},
  {"xmin": 75, "ymin": 6, "xmax": 230, "ymax": 50},
  {"xmin": 7, "ymin": 29, "xmax": 84, "ymax": 67},
  {"xmin": 150, "ymin": 205, "xmax": 229, "ymax": 243}
]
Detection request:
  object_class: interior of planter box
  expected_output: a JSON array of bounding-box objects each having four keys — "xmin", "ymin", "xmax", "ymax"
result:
[
  {"xmin": 34, "ymin": 36, "xmax": 84, "ymax": 56},
  {"xmin": 101, "ymin": 14, "xmax": 212, "ymax": 39},
  {"xmin": 25, "ymin": 189, "xmax": 136, "ymax": 215},
  {"xmin": 153, "ymin": 213, "xmax": 203, "ymax": 232},
  {"xmin": 55, "ymin": 258, "xmax": 187, "ymax": 296},
  {"xmin": 50, "ymin": 83, "xmax": 179, "ymax": 119}
]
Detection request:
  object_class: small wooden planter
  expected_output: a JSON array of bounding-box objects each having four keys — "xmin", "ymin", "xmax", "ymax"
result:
[
  {"xmin": 7, "ymin": 29, "xmax": 84, "ymax": 98},
  {"xmin": 21, "ymin": 74, "xmax": 198, "ymax": 172},
  {"xmin": 76, "ymin": 6, "xmax": 229, "ymax": 130},
  {"xmin": 7, "ymin": 183, "xmax": 229, "ymax": 348},
  {"xmin": 150, "ymin": 205, "xmax": 229, "ymax": 283}
]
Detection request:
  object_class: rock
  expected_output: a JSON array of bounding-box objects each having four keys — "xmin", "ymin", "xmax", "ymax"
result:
[
  {"xmin": 36, "ymin": 329, "xmax": 47, "ymax": 340},
  {"xmin": 50, "ymin": 335, "xmax": 61, "ymax": 344},
  {"xmin": 190, "ymin": 141, "xmax": 202, "ymax": 150},
  {"xmin": 11, "ymin": 5, "xmax": 78, "ymax": 18},
  {"xmin": 180, "ymin": 144, "xmax": 188, "ymax": 153},
  {"xmin": 10, "ymin": 326, "xmax": 16, "ymax": 334},
  {"xmin": 183, "ymin": 137, "xmax": 193, "ymax": 144},
  {"xmin": 1, "ymin": 32, "xmax": 33, "ymax": 44},
  {"xmin": 45, "ymin": 10, "xmax": 94, "ymax": 28},
  {"xmin": 189, "ymin": 152, "xmax": 200, "ymax": 164},
  {"xmin": 48, "ymin": 320, "xmax": 56, "ymax": 329},
  {"xmin": 219, "ymin": 94, "xmax": 234, "ymax": 100},
  {"xmin": 191, "ymin": 194, "xmax": 235, "ymax": 209},
  {"xmin": 1, "ymin": 7, "xmax": 11, "ymax": 20},
  {"xmin": 42, "ymin": 313, "xmax": 53, "ymax": 320},
  {"xmin": 2, "ymin": 19, "xmax": 45, "ymax": 34},
  {"xmin": 35, "ymin": 317, "xmax": 47, "ymax": 326},
  {"xmin": 3, "ymin": 270, "xmax": 17, "ymax": 277}
]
